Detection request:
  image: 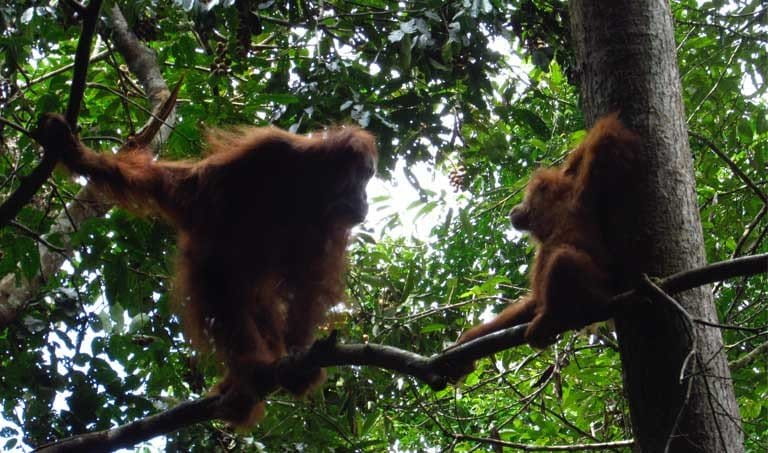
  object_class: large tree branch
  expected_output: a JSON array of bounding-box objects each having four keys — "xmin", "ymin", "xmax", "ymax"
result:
[
  {"xmin": 440, "ymin": 252, "xmax": 767, "ymax": 367},
  {"xmin": 34, "ymin": 253, "xmax": 767, "ymax": 453},
  {"xmin": 609, "ymin": 252, "xmax": 767, "ymax": 305},
  {"xmin": 730, "ymin": 338, "xmax": 768, "ymax": 370},
  {"xmin": 450, "ymin": 433, "xmax": 634, "ymax": 451},
  {"xmin": 0, "ymin": 4, "xmax": 173, "ymax": 327},
  {"xmin": 105, "ymin": 4, "xmax": 170, "ymax": 110}
]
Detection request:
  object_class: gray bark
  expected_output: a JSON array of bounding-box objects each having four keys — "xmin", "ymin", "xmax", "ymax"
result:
[{"xmin": 569, "ymin": 1, "xmax": 744, "ymax": 452}]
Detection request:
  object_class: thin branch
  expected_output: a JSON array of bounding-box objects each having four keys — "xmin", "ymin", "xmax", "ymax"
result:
[
  {"xmin": 85, "ymin": 82, "xmax": 187, "ymax": 140},
  {"xmin": 0, "ymin": 3, "xmax": 175, "ymax": 329},
  {"xmin": 747, "ymin": 221, "xmax": 768, "ymax": 255},
  {"xmin": 636, "ymin": 275, "xmax": 699, "ymax": 453},
  {"xmin": 0, "ymin": 117, "xmax": 29, "ymax": 135},
  {"xmin": 9, "ymin": 220, "xmax": 67, "ymax": 253},
  {"xmin": 689, "ymin": 131, "xmax": 767, "ymax": 203},
  {"xmin": 0, "ymin": 0, "xmax": 103, "ymax": 228},
  {"xmin": 65, "ymin": 0, "xmax": 103, "ymax": 127},
  {"xmin": 381, "ymin": 295, "xmax": 515, "ymax": 322},
  {"xmin": 23, "ymin": 51, "xmax": 110, "ymax": 89},
  {"xmin": 0, "ymin": 146, "xmax": 60, "ymax": 226},
  {"xmin": 675, "ymin": 19, "xmax": 768, "ymax": 42},
  {"xmin": 730, "ymin": 339, "xmax": 768, "ymax": 370},
  {"xmin": 691, "ymin": 317, "xmax": 762, "ymax": 333},
  {"xmin": 637, "ymin": 275, "xmax": 697, "ymax": 382},
  {"xmin": 686, "ymin": 40, "xmax": 743, "ymax": 123},
  {"xmin": 131, "ymin": 79, "xmax": 183, "ymax": 146},
  {"xmin": 451, "ymin": 433, "xmax": 634, "ymax": 451},
  {"xmin": 731, "ymin": 205, "xmax": 768, "ymax": 258}
]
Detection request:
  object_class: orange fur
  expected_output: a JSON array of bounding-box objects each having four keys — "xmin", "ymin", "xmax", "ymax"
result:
[
  {"xmin": 456, "ymin": 113, "xmax": 640, "ymax": 350},
  {"xmin": 37, "ymin": 113, "xmax": 377, "ymax": 426}
]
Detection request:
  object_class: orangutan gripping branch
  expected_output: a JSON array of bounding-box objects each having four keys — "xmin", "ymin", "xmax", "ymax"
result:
[
  {"xmin": 36, "ymin": 113, "xmax": 377, "ymax": 426},
  {"xmin": 455, "ymin": 113, "xmax": 640, "ymax": 350}
]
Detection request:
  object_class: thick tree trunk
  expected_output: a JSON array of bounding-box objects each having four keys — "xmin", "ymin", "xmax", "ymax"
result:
[{"xmin": 569, "ymin": 1, "xmax": 744, "ymax": 452}]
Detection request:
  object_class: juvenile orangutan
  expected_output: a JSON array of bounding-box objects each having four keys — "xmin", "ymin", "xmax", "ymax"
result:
[{"xmin": 455, "ymin": 113, "xmax": 640, "ymax": 349}]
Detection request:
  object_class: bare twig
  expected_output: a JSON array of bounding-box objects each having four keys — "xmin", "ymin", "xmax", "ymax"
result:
[
  {"xmin": 686, "ymin": 41, "xmax": 743, "ymax": 123},
  {"xmin": 638, "ymin": 275, "xmax": 697, "ymax": 382},
  {"xmin": 637, "ymin": 275, "xmax": 699, "ymax": 453},
  {"xmin": 691, "ymin": 317, "xmax": 762, "ymax": 333}
]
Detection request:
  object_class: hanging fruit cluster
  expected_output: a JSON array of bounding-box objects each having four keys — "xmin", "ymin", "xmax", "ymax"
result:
[
  {"xmin": 210, "ymin": 42, "xmax": 231, "ymax": 76},
  {"xmin": 449, "ymin": 164, "xmax": 468, "ymax": 192}
]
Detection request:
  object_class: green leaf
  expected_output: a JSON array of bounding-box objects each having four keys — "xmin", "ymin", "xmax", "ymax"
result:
[
  {"xmin": 511, "ymin": 108, "xmax": 549, "ymax": 139},
  {"xmin": 420, "ymin": 323, "xmax": 446, "ymax": 333},
  {"xmin": 249, "ymin": 93, "xmax": 300, "ymax": 104}
]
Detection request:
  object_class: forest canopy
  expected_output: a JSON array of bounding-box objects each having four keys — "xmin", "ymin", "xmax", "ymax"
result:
[{"xmin": 0, "ymin": 0, "xmax": 766, "ymax": 451}]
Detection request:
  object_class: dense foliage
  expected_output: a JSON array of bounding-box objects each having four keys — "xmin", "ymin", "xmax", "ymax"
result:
[{"xmin": 0, "ymin": 0, "xmax": 765, "ymax": 451}]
